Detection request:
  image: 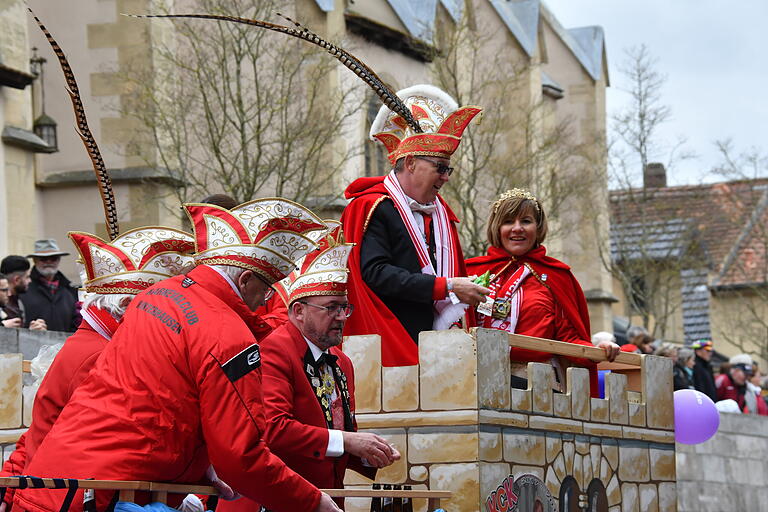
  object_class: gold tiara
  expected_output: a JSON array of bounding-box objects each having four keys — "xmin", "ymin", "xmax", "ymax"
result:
[{"xmin": 492, "ymin": 188, "xmax": 540, "ymax": 213}]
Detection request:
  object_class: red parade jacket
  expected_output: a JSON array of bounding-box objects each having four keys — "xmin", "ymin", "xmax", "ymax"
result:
[
  {"xmin": 715, "ymin": 373, "xmax": 768, "ymax": 415},
  {"xmin": 218, "ymin": 321, "xmax": 375, "ymax": 512},
  {"xmin": 0, "ymin": 319, "xmax": 113, "ymax": 510},
  {"xmin": 340, "ymin": 176, "xmax": 466, "ymax": 366},
  {"xmin": 466, "ymin": 245, "xmax": 599, "ymax": 397},
  {"xmin": 14, "ymin": 265, "xmax": 318, "ymax": 512}
]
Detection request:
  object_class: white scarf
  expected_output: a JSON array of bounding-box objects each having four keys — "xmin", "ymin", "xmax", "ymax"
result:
[{"xmin": 383, "ymin": 171, "xmax": 465, "ymax": 329}]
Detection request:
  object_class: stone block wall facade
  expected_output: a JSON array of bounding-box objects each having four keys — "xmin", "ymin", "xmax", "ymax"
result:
[
  {"xmin": 342, "ymin": 328, "xmax": 677, "ymax": 512},
  {"xmin": 676, "ymin": 413, "xmax": 768, "ymax": 511},
  {"xmin": 0, "ymin": 328, "xmax": 67, "ymax": 464}
]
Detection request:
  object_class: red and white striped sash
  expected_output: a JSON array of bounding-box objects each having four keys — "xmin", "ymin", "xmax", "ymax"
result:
[
  {"xmin": 480, "ymin": 264, "xmax": 531, "ymax": 333},
  {"xmin": 383, "ymin": 171, "xmax": 463, "ymax": 329},
  {"xmin": 80, "ymin": 305, "xmax": 120, "ymax": 341}
]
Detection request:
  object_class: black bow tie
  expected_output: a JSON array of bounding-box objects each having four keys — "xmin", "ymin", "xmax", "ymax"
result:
[{"xmin": 318, "ymin": 352, "xmax": 338, "ymax": 367}]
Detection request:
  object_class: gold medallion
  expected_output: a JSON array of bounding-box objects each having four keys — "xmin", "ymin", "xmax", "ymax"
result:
[{"xmin": 491, "ymin": 298, "xmax": 511, "ymax": 319}]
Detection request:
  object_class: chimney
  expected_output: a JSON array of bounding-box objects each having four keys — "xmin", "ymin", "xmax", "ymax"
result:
[{"xmin": 644, "ymin": 162, "xmax": 667, "ymax": 188}]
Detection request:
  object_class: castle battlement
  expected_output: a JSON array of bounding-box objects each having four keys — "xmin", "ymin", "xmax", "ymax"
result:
[
  {"xmin": 342, "ymin": 328, "xmax": 677, "ymax": 512},
  {"xmin": 0, "ymin": 328, "xmax": 678, "ymax": 511}
]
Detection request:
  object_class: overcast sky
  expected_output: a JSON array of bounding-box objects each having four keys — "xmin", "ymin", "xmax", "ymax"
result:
[{"xmin": 544, "ymin": 0, "xmax": 768, "ymax": 186}]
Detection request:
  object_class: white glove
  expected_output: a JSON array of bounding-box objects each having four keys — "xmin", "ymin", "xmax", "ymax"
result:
[{"xmin": 178, "ymin": 494, "xmax": 205, "ymax": 512}]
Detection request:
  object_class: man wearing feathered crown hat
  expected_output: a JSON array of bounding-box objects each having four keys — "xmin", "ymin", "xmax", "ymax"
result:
[
  {"xmin": 219, "ymin": 222, "xmax": 399, "ymax": 512},
  {"xmin": 16, "ymin": 199, "xmax": 343, "ymax": 512},
  {"xmin": 0, "ymin": 227, "xmax": 196, "ymax": 511},
  {"xmin": 341, "ymin": 85, "xmax": 490, "ymax": 366}
]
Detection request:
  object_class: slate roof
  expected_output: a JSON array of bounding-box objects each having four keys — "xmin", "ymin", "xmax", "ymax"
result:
[
  {"xmin": 680, "ymin": 267, "xmax": 712, "ymax": 343},
  {"xmin": 611, "ymin": 179, "xmax": 768, "ymax": 342},
  {"xmin": 489, "ymin": 0, "xmax": 540, "ymax": 57},
  {"xmin": 610, "ymin": 179, "xmax": 768, "ymax": 288},
  {"xmin": 539, "ymin": 3, "xmax": 607, "ymax": 82},
  {"xmin": 313, "ymin": 0, "xmax": 334, "ymax": 12},
  {"xmin": 385, "ymin": 0, "xmax": 439, "ymax": 42},
  {"xmin": 567, "ymin": 26, "xmax": 606, "ymax": 82},
  {"xmin": 610, "ymin": 217, "xmax": 692, "ymax": 262},
  {"xmin": 439, "ymin": 0, "xmax": 465, "ymax": 22},
  {"xmin": 320, "ymin": 0, "xmax": 606, "ymax": 81}
]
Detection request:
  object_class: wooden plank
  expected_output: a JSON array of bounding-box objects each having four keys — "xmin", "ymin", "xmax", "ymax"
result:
[
  {"xmin": 0, "ymin": 478, "xmax": 148, "ymax": 491},
  {"xmin": 509, "ymin": 334, "xmax": 643, "ymax": 366},
  {"xmin": 427, "ymin": 497, "xmax": 441, "ymax": 511},
  {"xmin": 599, "ymin": 362, "xmax": 642, "ymax": 392},
  {"xmin": 119, "ymin": 490, "xmax": 135, "ymax": 502},
  {"xmin": 0, "ymin": 478, "xmax": 450, "ymax": 500},
  {"xmin": 325, "ymin": 489, "xmax": 451, "ymax": 498},
  {"xmin": 148, "ymin": 482, "xmax": 216, "ymax": 494},
  {"xmin": 150, "ymin": 491, "xmax": 168, "ymax": 503}
]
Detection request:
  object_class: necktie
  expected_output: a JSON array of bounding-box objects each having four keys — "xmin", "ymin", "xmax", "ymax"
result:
[{"xmin": 318, "ymin": 353, "xmax": 345, "ymax": 430}]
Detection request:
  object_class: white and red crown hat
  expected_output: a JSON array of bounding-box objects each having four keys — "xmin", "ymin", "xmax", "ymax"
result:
[
  {"xmin": 184, "ymin": 198, "xmax": 328, "ymax": 284},
  {"xmin": 369, "ymin": 84, "xmax": 482, "ymax": 164},
  {"xmin": 281, "ymin": 221, "xmax": 354, "ymax": 303},
  {"xmin": 69, "ymin": 227, "xmax": 196, "ymax": 294}
]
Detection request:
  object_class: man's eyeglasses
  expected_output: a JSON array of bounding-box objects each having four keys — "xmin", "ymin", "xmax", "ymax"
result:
[
  {"xmin": 254, "ymin": 274, "xmax": 276, "ymax": 301},
  {"xmin": 415, "ymin": 156, "xmax": 454, "ymax": 176},
  {"xmin": 298, "ymin": 301, "xmax": 354, "ymax": 318}
]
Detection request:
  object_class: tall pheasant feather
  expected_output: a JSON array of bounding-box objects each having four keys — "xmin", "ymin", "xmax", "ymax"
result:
[
  {"xmin": 122, "ymin": 12, "xmax": 423, "ymax": 134},
  {"xmin": 29, "ymin": 8, "xmax": 120, "ymax": 240}
]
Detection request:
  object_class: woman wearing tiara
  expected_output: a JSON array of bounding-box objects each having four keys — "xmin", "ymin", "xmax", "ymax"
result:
[{"xmin": 466, "ymin": 189, "xmax": 619, "ymax": 396}]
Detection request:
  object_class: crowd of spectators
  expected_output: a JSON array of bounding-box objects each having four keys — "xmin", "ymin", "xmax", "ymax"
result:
[
  {"xmin": 592, "ymin": 325, "xmax": 768, "ymax": 416},
  {"xmin": 0, "ymin": 239, "xmax": 81, "ymax": 334}
]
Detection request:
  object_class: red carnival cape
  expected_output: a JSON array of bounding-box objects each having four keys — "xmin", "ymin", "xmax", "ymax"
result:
[
  {"xmin": 341, "ymin": 176, "xmax": 466, "ymax": 366},
  {"xmin": 467, "ymin": 245, "xmax": 598, "ymax": 396}
]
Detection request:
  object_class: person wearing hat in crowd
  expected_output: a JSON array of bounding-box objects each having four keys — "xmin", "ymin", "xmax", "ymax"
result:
[
  {"xmin": 0, "ymin": 256, "xmax": 46, "ymax": 331},
  {"xmin": 21, "ymin": 239, "xmax": 79, "ymax": 332},
  {"xmin": 715, "ymin": 354, "xmax": 768, "ymax": 415},
  {"xmin": 341, "ymin": 85, "xmax": 490, "ymax": 367},
  {"xmin": 13, "ymin": 199, "xmax": 341, "ymax": 512},
  {"xmin": 0, "ymin": 227, "xmax": 197, "ymax": 512},
  {"xmin": 690, "ymin": 339, "xmax": 717, "ymax": 402},
  {"xmin": 219, "ymin": 223, "xmax": 399, "ymax": 512}
]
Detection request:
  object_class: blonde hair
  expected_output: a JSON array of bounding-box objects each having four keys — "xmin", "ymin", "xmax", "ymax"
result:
[{"xmin": 487, "ymin": 195, "xmax": 548, "ymax": 249}]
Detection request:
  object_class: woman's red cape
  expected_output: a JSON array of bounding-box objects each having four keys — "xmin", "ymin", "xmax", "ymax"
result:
[
  {"xmin": 340, "ymin": 176, "xmax": 465, "ymax": 366},
  {"xmin": 467, "ymin": 245, "xmax": 599, "ymax": 397}
]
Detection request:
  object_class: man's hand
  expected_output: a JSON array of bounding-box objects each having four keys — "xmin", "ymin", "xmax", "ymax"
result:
[
  {"xmin": 449, "ymin": 277, "xmax": 490, "ymax": 308},
  {"xmin": 1, "ymin": 499, "xmax": 7, "ymax": 512},
  {"xmin": 313, "ymin": 492, "xmax": 342, "ymax": 512},
  {"xmin": 597, "ymin": 340, "xmax": 620, "ymax": 362},
  {"xmin": 2, "ymin": 318, "xmax": 22, "ymax": 328},
  {"xmin": 205, "ymin": 465, "xmax": 240, "ymax": 501},
  {"xmin": 212, "ymin": 477, "xmax": 239, "ymax": 501},
  {"xmin": 29, "ymin": 318, "xmax": 47, "ymax": 331},
  {"xmin": 342, "ymin": 431, "xmax": 399, "ymax": 468}
]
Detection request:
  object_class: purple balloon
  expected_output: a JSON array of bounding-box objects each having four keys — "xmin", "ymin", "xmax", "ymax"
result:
[{"xmin": 674, "ymin": 389, "xmax": 720, "ymax": 444}]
